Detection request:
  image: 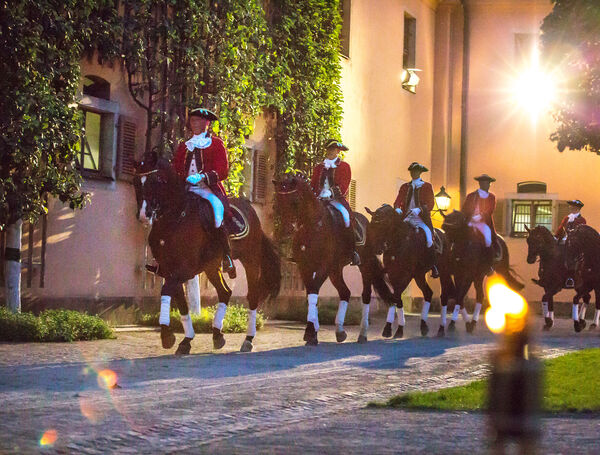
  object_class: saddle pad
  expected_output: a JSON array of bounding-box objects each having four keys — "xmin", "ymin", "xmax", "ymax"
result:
[
  {"xmin": 493, "ymin": 235, "xmax": 504, "ymax": 263},
  {"xmin": 325, "ymin": 203, "xmax": 346, "ymax": 230},
  {"xmin": 354, "ymin": 216, "xmax": 366, "ymax": 247},
  {"xmin": 227, "ymin": 203, "xmax": 250, "ymax": 240}
]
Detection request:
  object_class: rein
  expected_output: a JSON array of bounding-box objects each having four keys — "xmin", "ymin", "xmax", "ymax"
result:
[{"xmin": 136, "ymin": 169, "xmax": 159, "ymax": 177}]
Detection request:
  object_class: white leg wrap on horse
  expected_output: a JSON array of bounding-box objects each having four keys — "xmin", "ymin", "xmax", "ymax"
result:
[
  {"xmin": 386, "ymin": 306, "xmax": 396, "ymax": 323},
  {"xmin": 307, "ymin": 294, "xmax": 319, "ymax": 331},
  {"xmin": 580, "ymin": 304, "xmax": 587, "ymax": 320},
  {"xmin": 441, "ymin": 307, "xmax": 447, "ymax": 326},
  {"xmin": 594, "ymin": 309, "xmax": 600, "ymax": 326},
  {"xmin": 549, "ymin": 310, "xmax": 555, "ymax": 321},
  {"xmin": 247, "ymin": 309, "xmax": 257, "ymax": 337},
  {"xmin": 421, "ymin": 301, "xmax": 431, "ymax": 321},
  {"xmin": 572, "ymin": 304, "xmax": 579, "ymax": 321},
  {"xmin": 460, "ymin": 307, "xmax": 469, "ymax": 322},
  {"xmin": 335, "ymin": 300, "xmax": 348, "ymax": 328},
  {"xmin": 398, "ymin": 307, "xmax": 406, "ymax": 326},
  {"xmin": 452, "ymin": 306, "xmax": 460, "ymax": 322},
  {"xmin": 159, "ymin": 296, "xmax": 171, "ymax": 326},
  {"xmin": 181, "ymin": 314, "xmax": 195, "ymax": 339},
  {"xmin": 213, "ymin": 302, "xmax": 227, "ymax": 330},
  {"xmin": 542, "ymin": 302, "xmax": 549, "ymax": 318},
  {"xmin": 360, "ymin": 303, "xmax": 370, "ymax": 332},
  {"xmin": 472, "ymin": 303, "xmax": 482, "ymax": 321}
]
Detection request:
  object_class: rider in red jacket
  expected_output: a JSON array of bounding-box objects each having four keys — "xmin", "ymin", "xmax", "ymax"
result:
[
  {"xmin": 555, "ymin": 199, "xmax": 586, "ymax": 288},
  {"xmin": 311, "ymin": 139, "xmax": 360, "ymax": 266}
]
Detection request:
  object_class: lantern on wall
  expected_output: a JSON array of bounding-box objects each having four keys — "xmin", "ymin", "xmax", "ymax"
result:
[{"xmin": 434, "ymin": 186, "xmax": 451, "ymax": 213}]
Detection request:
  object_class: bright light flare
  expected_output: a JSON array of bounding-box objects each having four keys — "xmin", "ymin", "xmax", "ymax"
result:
[
  {"xmin": 485, "ymin": 276, "xmax": 528, "ymax": 334},
  {"xmin": 511, "ymin": 68, "xmax": 557, "ymax": 118},
  {"xmin": 39, "ymin": 429, "xmax": 57, "ymax": 447},
  {"xmin": 97, "ymin": 369, "xmax": 118, "ymax": 390}
]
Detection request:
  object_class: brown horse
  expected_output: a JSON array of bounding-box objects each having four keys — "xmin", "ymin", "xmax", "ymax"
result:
[
  {"xmin": 366, "ymin": 204, "xmax": 455, "ymax": 337},
  {"xmin": 442, "ymin": 210, "xmax": 524, "ymax": 333},
  {"xmin": 525, "ymin": 225, "xmax": 591, "ymax": 332},
  {"xmin": 273, "ymin": 173, "xmax": 395, "ymax": 345},
  {"xmin": 566, "ymin": 224, "xmax": 600, "ymax": 331},
  {"xmin": 135, "ymin": 154, "xmax": 281, "ymax": 354}
]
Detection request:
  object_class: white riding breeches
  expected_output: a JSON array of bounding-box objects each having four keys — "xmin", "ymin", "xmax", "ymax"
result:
[
  {"xmin": 188, "ymin": 185, "xmax": 224, "ymax": 228},
  {"xmin": 329, "ymin": 200, "xmax": 351, "ymax": 228},
  {"xmin": 469, "ymin": 221, "xmax": 492, "ymax": 247},
  {"xmin": 405, "ymin": 215, "xmax": 433, "ymax": 248}
]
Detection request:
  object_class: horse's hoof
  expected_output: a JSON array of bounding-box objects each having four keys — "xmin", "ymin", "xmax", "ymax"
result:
[
  {"xmin": 336, "ymin": 330, "xmax": 347, "ymax": 343},
  {"xmin": 544, "ymin": 317, "xmax": 554, "ymax": 330},
  {"xmin": 420, "ymin": 320, "xmax": 429, "ymax": 337},
  {"xmin": 579, "ymin": 319, "xmax": 587, "ymax": 330},
  {"xmin": 574, "ymin": 320, "xmax": 582, "ymax": 333},
  {"xmin": 240, "ymin": 339, "xmax": 253, "ymax": 352},
  {"xmin": 393, "ymin": 325, "xmax": 404, "ymax": 339},
  {"xmin": 466, "ymin": 320, "xmax": 477, "ymax": 334},
  {"xmin": 382, "ymin": 322, "xmax": 392, "ymax": 338},
  {"xmin": 175, "ymin": 337, "xmax": 192, "ymax": 355},
  {"xmin": 303, "ymin": 322, "xmax": 318, "ymax": 345},
  {"xmin": 590, "ymin": 323, "xmax": 597, "ymax": 331},
  {"xmin": 448, "ymin": 320, "xmax": 456, "ymax": 333},
  {"xmin": 212, "ymin": 328, "xmax": 226, "ymax": 349},
  {"xmin": 437, "ymin": 326, "xmax": 445, "ymax": 337},
  {"xmin": 160, "ymin": 324, "xmax": 176, "ymax": 349},
  {"xmin": 357, "ymin": 334, "xmax": 368, "ymax": 344}
]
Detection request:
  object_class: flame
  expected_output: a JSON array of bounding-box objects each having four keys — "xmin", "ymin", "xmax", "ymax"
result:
[
  {"xmin": 39, "ymin": 429, "xmax": 57, "ymax": 446},
  {"xmin": 485, "ymin": 276, "xmax": 528, "ymax": 334},
  {"xmin": 97, "ymin": 369, "xmax": 118, "ymax": 390}
]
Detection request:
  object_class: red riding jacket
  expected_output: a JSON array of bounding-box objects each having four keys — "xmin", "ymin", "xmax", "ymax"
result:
[
  {"xmin": 394, "ymin": 181, "xmax": 435, "ymax": 213},
  {"xmin": 462, "ymin": 190, "xmax": 497, "ymax": 235},
  {"xmin": 555, "ymin": 213, "xmax": 586, "ymax": 238}
]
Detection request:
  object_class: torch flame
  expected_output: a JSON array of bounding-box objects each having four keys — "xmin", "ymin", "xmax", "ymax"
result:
[{"xmin": 485, "ymin": 276, "xmax": 528, "ymax": 334}]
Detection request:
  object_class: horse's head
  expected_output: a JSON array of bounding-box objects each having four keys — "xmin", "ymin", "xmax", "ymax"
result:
[
  {"xmin": 135, "ymin": 153, "xmax": 180, "ymax": 224},
  {"xmin": 525, "ymin": 225, "xmax": 554, "ymax": 264},
  {"xmin": 273, "ymin": 172, "xmax": 313, "ymax": 233},
  {"xmin": 366, "ymin": 204, "xmax": 405, "ymax": 254},
  {"xmin": 441, "ymin": 210, "xmax": 468, "ymax": 242}
]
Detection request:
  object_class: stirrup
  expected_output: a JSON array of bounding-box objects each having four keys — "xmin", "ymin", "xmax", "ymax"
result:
[
  {"xmin": 222, "ymin": 256, "xmax": 237, "ymax": 279},
  {"xmin": 351, "ymin": 251, "xmax": 361, "ymax": 266},
  {"xmin": 430, "ymin": 265, "xmax": 439, "ymax": 279},
  {"xmin": 565, "ymin": 278, "xmax": 575, "ymax": 289},
  {"xmin": 145, "ymin": 264, "xmax": 158, "ymax": 275}
]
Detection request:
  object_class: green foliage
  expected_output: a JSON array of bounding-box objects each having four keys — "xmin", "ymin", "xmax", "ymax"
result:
[
  {"xmin": 270, "ymin": 301, "xmax": 362, "ymax": 325},
  {"xmin": 0, "ymin": 307, "xmax": 114, "ymax": 342},
  {"xmin": 270, "ymin": 0, "xmax": 344, "ymax": 174},
  {"xmin": 0, "ymin": 0, "xmax": 116, "ymax": 229},
  {"xmin": 139, "ymin": 304, "xmax": 265, "ymax": 333},
  {"xmin": 374, "ymin": 348, "xmax": 600, "ymax": 413},
  {"xmin": 541, "ymin": 0, "xmax": 600, "ymax": 154}
]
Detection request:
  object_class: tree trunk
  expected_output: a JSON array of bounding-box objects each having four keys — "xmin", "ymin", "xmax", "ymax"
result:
[
  {"xmin": 184, "ymin": 275, "xmax": 201, "ymax": 315},
  {"xmin": 4, "ymin": 219, "xmax": 22, "ymax": 313}
]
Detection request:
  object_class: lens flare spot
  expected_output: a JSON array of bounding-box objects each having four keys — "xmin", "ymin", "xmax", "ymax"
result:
[
  {"xmin": 39, "ymin": 429, "xmax": 57, "ymax": 446},
  {"xmin": 97, "ymin": 369, "xmax": 118, "ymax": 390},
  {"xmin": 485, "ymin": 307, "xmax": 506, "ymax": 334},
  {"xmin": 79, "ymin": 397, "xmax": 104, "ymax": 423},
  {"xmin": 486, "ymin": 276, "xmax": 528, "ymax": 333}
]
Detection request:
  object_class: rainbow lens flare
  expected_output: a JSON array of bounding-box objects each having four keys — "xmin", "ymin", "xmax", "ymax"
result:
[{"xmin": 39, "ymin": 429, "xmax": 57, "ymax": 447}]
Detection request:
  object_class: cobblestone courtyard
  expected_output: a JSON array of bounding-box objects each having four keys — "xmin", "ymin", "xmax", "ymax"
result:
[{"xmin": 1, "ymin": 315, "xmax": 600, "ymax": 454}]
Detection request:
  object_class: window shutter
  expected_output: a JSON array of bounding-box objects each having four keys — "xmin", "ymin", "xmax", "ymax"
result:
[
  {"xmin": 555, "ymin": 200, "xmax": 571, "ymax": 231},
  {"xmin": 348, "ymin": 179, "xmax": 357, "ymax": 211},
  {"xmin": 117, "ymin": 115, "xmax": 137, "ymax": 182},
  {"xmin": 252, "ymin": 151, "xmax": 267, "ymax": 204},
  {"xmin": 493, "ymin": 198, "xmax": 506, "ymax": 235}
]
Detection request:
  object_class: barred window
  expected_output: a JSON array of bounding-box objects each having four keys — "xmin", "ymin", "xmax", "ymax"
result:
[{"xmin": 511, "ymin": 200, "xmax": 552, "ymax": 237}]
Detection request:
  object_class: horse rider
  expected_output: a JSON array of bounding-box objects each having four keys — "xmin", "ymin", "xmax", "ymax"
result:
[
  {"xmin": 393, "ymin": 162, "xmax": 438, "ymax": 278},
  {"xmin": 462, "ymin": 174, "xmax": 497, "ymax": 275},
  {"xmin": 555, "ymin": 199, "xmax": 586, "ymax": 288},
  {"xmin": 171, "ymin": 107, "xmax": 236, "ymax": 278},
  {"xmin": 310, "ymin": 139, "xmax": 361, "ymax": 266}
]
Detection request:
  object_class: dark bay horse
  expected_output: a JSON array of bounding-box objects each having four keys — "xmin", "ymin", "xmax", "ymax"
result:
[
  {"xmin": 525, "ymin": 225, "xmax": 591, "ymax": 332},
  {"xmin": 566, "ymin": 224, "xmax": 600, "ymax": 331},
  {"xmin": 273, "ymin": 174, "xmax": 395, "ymax": 345},
  {"xmin": 135, "ymin": 156, "xmax": 281, "ymax": 354},
  {"xmin": 442, "ymin": 210, "xmax": 524, "ymax": 333},
  {"xmin": 366, "ymin": 204, "xmax": 455, "ymax": 337}
]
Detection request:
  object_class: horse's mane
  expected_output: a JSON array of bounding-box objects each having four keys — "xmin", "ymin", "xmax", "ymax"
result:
[
  {"xmin": 530, "ymin": 225, "xmax": 555, "ymax": 243},
  {"xmin": 570, "ymin": 224, "xmax": 600, "ymax": 257}
]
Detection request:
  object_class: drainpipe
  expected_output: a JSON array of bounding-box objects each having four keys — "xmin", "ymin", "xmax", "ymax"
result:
[{"xmin": 459, "ymin": 0, "xmax": 471, "ymax": 203}]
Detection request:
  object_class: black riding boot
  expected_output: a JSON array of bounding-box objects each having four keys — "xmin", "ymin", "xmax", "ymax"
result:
[
  {"xmin": 484, "ymin": 246, "xmax": 495, "ymax": 276},
  {"xmin": 428, "ymin": 247, "xmax": 439, "ymax": 278},
  {"xmin": 216, "ymin": 227, "xmax": 236, "ymax": 279},
  {"xmin": 345, "ymin": 226, "xmax": 360, "ymax": 266}
]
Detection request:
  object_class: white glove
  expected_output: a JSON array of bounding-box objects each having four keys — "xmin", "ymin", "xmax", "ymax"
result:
[
  {"xmin": 319, "ymin": 189, "xmax": 332, "ymax": 199},
  {"xmin": 411, "ymin": 207, "xmax": 421, "ymax": 215},
  {"xmin": 186, "ymin": 173, "xmax": 205, "ymax": 185},
  {"xmin": 472, "ymin": 214, "xmax": 482, "ymax": 222},
  {"xmin": 395, "ymin": 208, "xmax": 403, "ymax": 215}
]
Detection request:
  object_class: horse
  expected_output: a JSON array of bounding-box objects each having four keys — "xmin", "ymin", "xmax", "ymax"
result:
[
  {"xmin": 442, "ymin": 210, "xmax": 524, "ymax": 333},
  {"xmin": 135, "ymin": 154, "xmax": 281, "ymax": 354},
  {"xmin": 273, "ymin": 173, "xmax": 395, "ymax": 345},
  {"xmin": 525, "ymin": 225, "xmax": 591, "ymax": 332},
  {"xmin": 565, "ymin": 224, "xmax": 600, "ymax": 331},
  {"xmin": 365, "ymin": 204, "xmax": 456, "ymax": 338}
]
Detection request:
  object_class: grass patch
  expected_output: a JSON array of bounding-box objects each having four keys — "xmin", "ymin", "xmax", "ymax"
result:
[
  {"xmin": 270, "ymin": 302, "xmax": 362, "ymax": 325},
  {"xmin": 0, "ymin": 307, "xmax": 114, "ymax": 342},
  {"xmin": 373, "ymin": 348, "xmax": 600, "ymax": 413},
  {"xmin": 139, "ymin": 304, "xmax": 265, "ymax": 334}
]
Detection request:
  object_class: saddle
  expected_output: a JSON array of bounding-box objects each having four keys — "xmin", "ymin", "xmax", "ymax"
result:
[
  {"xmin": 324, "ymin": 203, "xmax": 364, "ymax": 246},
  {"xmin": 184, "ymin": 194, "xmax": 249, "ymax": 240}
]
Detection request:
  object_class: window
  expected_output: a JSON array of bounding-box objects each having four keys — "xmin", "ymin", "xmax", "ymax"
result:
[
  {"xmin": 403, "ymin": 14, "xmax": 416, "ymax": 69},
  {"xmin": 77, "ymin": 110, "xmax": 103, "ymax": 173},
  {"xmin": 83, "ymin": 75, "xmax": 110, "ymax": 100},
  {"xmin": 511, "ymin": 200, "xmax": 553, "ymax": 237},
  {"xmin": 340, "ymin": 0, "xmax": 351, "ymax": 58},
  {"xmin": 241, "ymin": 147, "xmax": 268, "ymax": 204}
]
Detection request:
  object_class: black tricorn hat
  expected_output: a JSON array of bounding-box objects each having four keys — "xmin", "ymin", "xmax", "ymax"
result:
[
  {"xmin": 474, "ymin": 174, "xmax": 496, "ymax": 182},
  {"xmin": 408, "ymin": 162, "xmax": 428, "ymax": 173},
  {"xmin": 189, "ymin": 107, "xmax": 218, "ymax": 121},
  {"xmin": 567, "ymin": 199, "xmax": 584, "ymax": 208},
  {"xmin": 325, "ymin": 139, "xmax": 349, "ymax": 151}
]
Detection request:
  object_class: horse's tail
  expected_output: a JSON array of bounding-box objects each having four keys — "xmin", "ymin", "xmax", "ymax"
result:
[
  {"xmin": 496, "ymin": 236, "xmax": 525, "ymax": 291},
  {"xmin": 361, "ymin": 249, "xmax": 396, "ymax": 304},
  {"xmin": 257, "ymin": 233, "xmax": 282, "ymax": 301}
]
